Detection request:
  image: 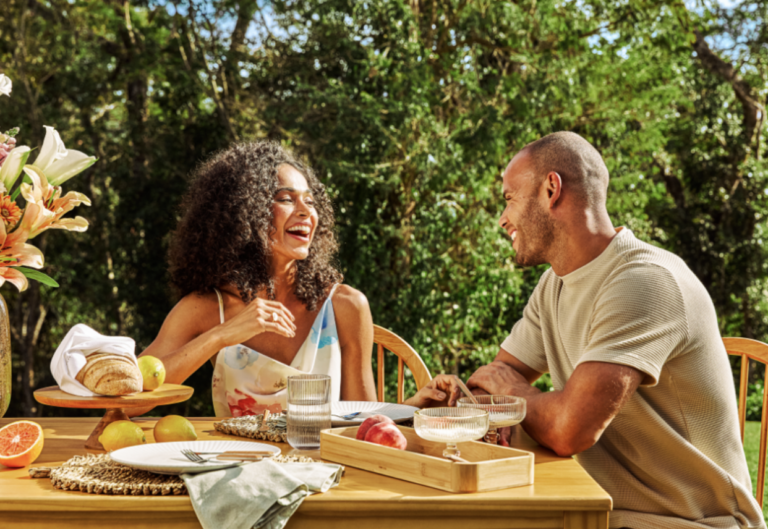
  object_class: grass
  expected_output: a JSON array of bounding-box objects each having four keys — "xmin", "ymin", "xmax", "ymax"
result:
[{"xmin": 743, "ymin": 421, "xmax": 767, "ymax": 521}]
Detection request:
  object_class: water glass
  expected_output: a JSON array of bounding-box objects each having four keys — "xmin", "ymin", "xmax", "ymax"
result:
[{"xmin": 286, "ymin": 374, "xmax": 331, "ymax": 450}]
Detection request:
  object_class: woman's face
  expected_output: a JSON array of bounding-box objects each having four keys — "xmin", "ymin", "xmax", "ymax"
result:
[{"xmin": 270, "ymin": 164, "xmax": 319, "ymax": 263}]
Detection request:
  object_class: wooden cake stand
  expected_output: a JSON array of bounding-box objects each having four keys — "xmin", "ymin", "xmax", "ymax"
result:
[{"xmin": 33, "ymin": 384, "xmax": 194, "ymax": 450}]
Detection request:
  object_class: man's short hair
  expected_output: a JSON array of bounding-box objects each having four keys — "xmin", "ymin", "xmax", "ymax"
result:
[{"xmin": 522, "ymin": 131, "xmax": 609, "ymax": 207}]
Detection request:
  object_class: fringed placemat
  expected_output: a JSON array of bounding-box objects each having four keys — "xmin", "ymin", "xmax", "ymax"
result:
[
  {"xmin": 30, "ymin": 454, "xmax": 186, "ymax": 495},
  {"xmin": 29, "ymin": 452, "xmax": 317, "ymax": 495},
  {"xmin": 214, "ymin": 410, "xmax": 287, "ymax": 443}
]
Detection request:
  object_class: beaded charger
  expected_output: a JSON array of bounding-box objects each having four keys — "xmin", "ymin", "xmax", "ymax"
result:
[
  {"xmin": 29, "ymin": 452, "xmax": 316, "ymax": 496},
  {"xmin": 214, "ymin": 411, "xmax": 287, "ymax": 443}
]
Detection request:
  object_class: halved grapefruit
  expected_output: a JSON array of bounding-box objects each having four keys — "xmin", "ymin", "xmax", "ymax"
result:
[{"xmin": 0, "ymin": 420, "xmax": 44, "ymax": 468}]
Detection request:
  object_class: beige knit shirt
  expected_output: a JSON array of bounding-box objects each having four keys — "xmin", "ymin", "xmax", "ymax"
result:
[{"xmin": 501, "ymin": 228, "xmax": 765, "ymax": 529}]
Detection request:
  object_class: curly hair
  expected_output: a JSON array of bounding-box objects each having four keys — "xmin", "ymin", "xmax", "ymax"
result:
[{"xmin": 168, "ymin": 141, "xmax": 342, "ymax": 311}]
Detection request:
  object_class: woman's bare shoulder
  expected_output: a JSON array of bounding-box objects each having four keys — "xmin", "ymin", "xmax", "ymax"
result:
[
  {"xmin": 174, "ymin": 291, "xmax": 219, "ymax": 311},
  {"xmin": 166, "ymin": 291, "xmax": 222, "ymax": 332},
  {"xmin": 332, "ymin": 285, "xmax": 373, "ymax": 352},
  {"xmin": 332, "ymin": 284, "xmax": 370, "ymax": 316}
]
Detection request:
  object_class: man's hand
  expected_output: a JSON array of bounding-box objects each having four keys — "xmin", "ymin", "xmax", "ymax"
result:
[
  {"xmin": 467, "ymin": 361, "xmax": 540, "ymax": 400},
  {"xmin": 467, "ymin": 361, "xmax": 537, "ymax": 447}
]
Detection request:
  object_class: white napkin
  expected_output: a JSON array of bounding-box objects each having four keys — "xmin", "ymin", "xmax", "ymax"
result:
[
  {"xmin": 182, "ymin": 460, "xmax": 343, "ymax": 529},
  {"xmin": 50, "ymin": 323, "xmax": 138, "ymax": 397}
]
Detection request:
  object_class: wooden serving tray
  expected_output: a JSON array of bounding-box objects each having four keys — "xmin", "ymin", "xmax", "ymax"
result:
[
  {"xmin": 33, "ymin": 384, "xmax": 193, "ymax": 451},
  {"xmin": 34, "ymin": 384, "xmax": 193, "ymax": 409},
  {"xmin": 320, "ymin": 425, "xmax": 534, "ymax": 493}
]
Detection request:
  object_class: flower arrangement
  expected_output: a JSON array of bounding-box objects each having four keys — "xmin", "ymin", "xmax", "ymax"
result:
[{"xmin": 0, "ymin": 74, "xmax": 95, "ymax": 291}]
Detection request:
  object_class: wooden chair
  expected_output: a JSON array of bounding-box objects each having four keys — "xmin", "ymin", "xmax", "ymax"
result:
[
  {"xmin": 373, "ymin": 324, "xmax": 432, "ymax": 403},
  {"xmin": 723, "ymin": 337, "xmax": 768, "ymax": 507}
]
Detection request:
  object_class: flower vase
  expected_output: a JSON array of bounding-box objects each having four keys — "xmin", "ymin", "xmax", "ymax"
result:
[{"xmin": 0, "ymin": 293, "xmax": 10, "ymax": 418}]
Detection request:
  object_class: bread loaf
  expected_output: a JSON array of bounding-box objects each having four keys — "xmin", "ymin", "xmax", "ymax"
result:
[{"xmin": 75, "ymin": 353, "xmax": 142, "ymax": 396}]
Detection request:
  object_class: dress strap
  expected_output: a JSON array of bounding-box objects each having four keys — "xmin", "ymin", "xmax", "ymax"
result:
[
  {"xmin": 328, "ymin": 283, "xmax": 340, "ymax": 299},
  {"xmin": 213, "ymin": 288, "xmax": 225, "ymax": 324}
]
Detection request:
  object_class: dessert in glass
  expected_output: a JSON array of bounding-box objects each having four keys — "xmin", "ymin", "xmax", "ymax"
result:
[
  {"xmin": 413, "ymin": 407, "xmax": 489, "ymax": 460},
  {"xmin": 457, "ymin": 395, "xmax": 526, "ymax": 445}
]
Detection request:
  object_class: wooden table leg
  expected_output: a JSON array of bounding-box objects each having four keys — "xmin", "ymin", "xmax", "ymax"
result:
[
  {"xmin": 84, "ymin": 408, "xmax": 130, "ymax": 450},
  {"xmin": 564, "ymin": 511, "xmax": 609, "ymax": 529}
]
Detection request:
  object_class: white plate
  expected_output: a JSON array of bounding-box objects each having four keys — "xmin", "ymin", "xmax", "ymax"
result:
[
  {"xmin": 331, "ymin": 401, "xmax": 419, "ymax": 426},
  {"xmin": 109, "ymin": 440, "xmax": 281, "ymax": 475}
]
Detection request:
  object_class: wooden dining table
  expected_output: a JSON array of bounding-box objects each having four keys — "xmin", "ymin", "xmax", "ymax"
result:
[{"xmin": 0, "ymin": 416, "xmax": 612, "ymax": 529}]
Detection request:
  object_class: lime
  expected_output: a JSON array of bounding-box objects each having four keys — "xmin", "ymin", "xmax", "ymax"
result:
[
  {"xmin": 153, "ymin": 415, "xmax": 198, "ymax": 443},
  {"xmin": 138, "ymin": 355, "xmax": 166, "ymax": 391},
  {"xmin": 98, "ymin": 421, "xmax": 146, "ymax": 452}
]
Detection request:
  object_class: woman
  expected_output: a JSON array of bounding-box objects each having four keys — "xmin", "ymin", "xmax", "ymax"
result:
[{"xmin": 137, "ymin": 141, "xmax": 376, "ymax": 416}]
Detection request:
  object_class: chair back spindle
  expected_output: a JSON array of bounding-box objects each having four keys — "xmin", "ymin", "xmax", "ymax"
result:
[
  {"xmin": 723, "ymin": 337, "xmax": 768, "ymax": 507},
  {"xmin": 376, "ymin": 343, "xmax": 385, "ymax": 402},
  {"xmin": 373, "ymin": 325, "xmax": 432, "ymax": 403}
]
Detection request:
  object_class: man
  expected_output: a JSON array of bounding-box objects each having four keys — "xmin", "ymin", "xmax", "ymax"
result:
[{"xmin": 466, "ymin": 131, "xmax": 764, "ymax": 529}]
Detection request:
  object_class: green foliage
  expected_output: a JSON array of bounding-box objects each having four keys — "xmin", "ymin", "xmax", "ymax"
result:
[
  {"xmin": 741, "ymin": 421, "xmax": 768, "ymax": 521},
  {"xmin": 1, "ymin": 0, "xmax": 767, "ymax": 415},
  {"xmin": 746, "ymin": 380, "xmax": 764, "ymax": 422},
  {"xmin": 532, "ymin": 373, "xmax": 553, "ymax": 393}
]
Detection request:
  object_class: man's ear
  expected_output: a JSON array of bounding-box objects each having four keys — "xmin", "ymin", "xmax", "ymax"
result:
[{"xmin": 545, "ymin": 171, "xmax": 562, "ymax": 209}]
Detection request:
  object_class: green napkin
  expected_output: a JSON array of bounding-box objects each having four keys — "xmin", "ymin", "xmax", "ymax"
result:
[{"xmin": 181, "ymin": 459, "xmax": 343, "ymax": 529}]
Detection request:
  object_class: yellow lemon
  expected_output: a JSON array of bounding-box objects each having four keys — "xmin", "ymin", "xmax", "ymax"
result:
[
  {"xmin": 153, "ymin": 415, "xmax": 198, "ymax": 443},
  {"xmin": 98, "ymin": 421, "xmax": 146, "ymax": 452},
  {"xmin": 138, "ymin": 355, "xmax": 166, "ymax": 391}
]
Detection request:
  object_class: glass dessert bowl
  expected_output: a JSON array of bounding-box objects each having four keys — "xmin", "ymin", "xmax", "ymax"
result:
[
  {"xmin": 457, "ymin": 395, "xmax": 526, "ymax": 445},
  {"xmin": 413, "ymin": 407, "xmax": 489, "ymax": 460}
]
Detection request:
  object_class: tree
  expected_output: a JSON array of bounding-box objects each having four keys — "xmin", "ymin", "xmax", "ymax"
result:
[{"xmin": 1, "ymin": 0, "xmax": 767, "ymax": 416}]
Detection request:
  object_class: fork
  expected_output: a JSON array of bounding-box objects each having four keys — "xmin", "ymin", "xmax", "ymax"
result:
[
  {"xmin": 332, "ymin": 411, "xmax": 362, "ymax": 420},
  {"xmin": 180, "ymin": 449, "xmax": 265, "ymax": 464}
]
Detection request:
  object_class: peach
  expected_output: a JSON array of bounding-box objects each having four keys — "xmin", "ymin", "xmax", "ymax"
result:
[
  {"xmin": 364, "ymin": 422, "xmax": 407, "ymax": 450},
  {"xmin": 356, "ymin": 414, "xmax": 395, "ymax": 440}
]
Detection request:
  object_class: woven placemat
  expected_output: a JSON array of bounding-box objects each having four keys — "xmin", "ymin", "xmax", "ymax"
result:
[
  {"xmin": 214, "ymin": 411, "xmax": 287, "ymax": 443},
  {"xmin": 29, "ymin": 452, "xmax": 316, "ymax": 495},
  {"xmin": 31, "ymin": 454, "xmax": 186, "ymax": 495}
]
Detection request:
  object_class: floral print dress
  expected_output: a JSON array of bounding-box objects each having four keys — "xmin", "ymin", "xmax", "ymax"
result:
[{"xmin": 211, "ymin": 285, "xmax": 342, "ymax": 417}]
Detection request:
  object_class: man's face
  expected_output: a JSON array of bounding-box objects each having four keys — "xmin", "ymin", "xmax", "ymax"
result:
[{"xmin": 498, "ymin": 152, "xmax": 556, "ymax": 267}]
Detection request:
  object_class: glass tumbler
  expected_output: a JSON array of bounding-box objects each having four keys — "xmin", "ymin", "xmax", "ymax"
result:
[{"xmin": 286, "ymin": 374, "xmax": 332, "ymax": 450}]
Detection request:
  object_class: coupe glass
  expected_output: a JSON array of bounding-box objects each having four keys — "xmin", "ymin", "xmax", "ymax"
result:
[
  {"xmin": 457, "ymin": 395, "xmax": 526, "ymax": 445},
  {"xmin": 413, "ymin": 407, "xmax": 489, "ymax": 460}
]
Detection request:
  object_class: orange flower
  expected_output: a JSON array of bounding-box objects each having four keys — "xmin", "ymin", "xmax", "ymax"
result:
[
  {"xmin": 20, "ymin": 166, "xmax": 90, "ymax": 238},
  {"xmin": 0, "ymin": 215, "xmax": 44, "ymax": 292},
  {"xmin": 0, "ymin": 195, "xmax": 21, "ymax": 228}
]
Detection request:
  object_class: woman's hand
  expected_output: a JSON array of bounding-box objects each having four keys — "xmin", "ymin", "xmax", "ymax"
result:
[
  {"xmin": 404, "ymin": 374, "xmax": 464, "ymax": 408},
  {"xmin": 216, "ymin": 297, "xmax": 296, "ymax": 346}
]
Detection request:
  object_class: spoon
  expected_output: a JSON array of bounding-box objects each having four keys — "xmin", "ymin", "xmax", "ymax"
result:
[{"xmin": 453, "ymin": 375, "xmax": 479, "ymax": 404}]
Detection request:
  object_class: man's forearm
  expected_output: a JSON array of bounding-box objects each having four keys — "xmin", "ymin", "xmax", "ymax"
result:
[
  {"xmin": 485, "ymin": 371, "xmax": 573, "ymax": 452},
  {"xmin": 500, "ymin": 362, "xmax": 644, "ymax": 457},
  {"xmin": 467, "ymin": 361, "xmax": 591, "ymax": 456},
  {"xmin": 515, "ymin": 389, "xmax": 580, "ymax": 455}
]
